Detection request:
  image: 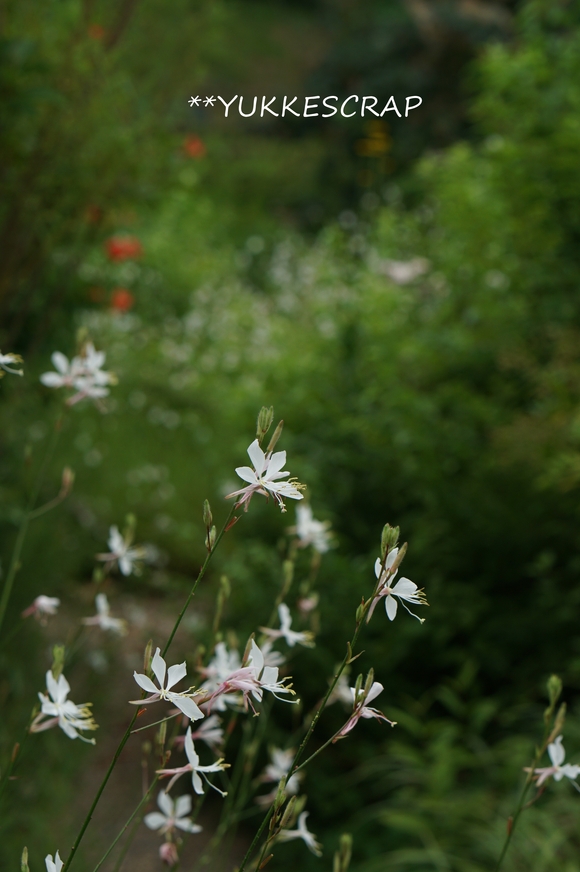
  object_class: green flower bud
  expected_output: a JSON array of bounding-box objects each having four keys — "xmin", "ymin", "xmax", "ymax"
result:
[
  {"xmin": 257, "ymin": 406, "xmax": 274, "ymax": 442},
  {"xmin": 203, "ymin": 499, "xmax": 213, "ymax": 528},
  {"xmin": 380, "ymin": 524, "xmax": 400, "ymax": 559}
]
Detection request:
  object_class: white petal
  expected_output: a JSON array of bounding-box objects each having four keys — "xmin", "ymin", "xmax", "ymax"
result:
[
  {"xmin": 40, "ymin": 372, "xmax": 64, "ymax": 387},
  {"xmin": 174, "ymin": 794, "xmax": 192, "ymax": 818},
  {"xmin": 247, "ymin": 439, "xmax": 267, "ymax": 475},
  {"xmin": 157, "ymin": 790, "xmax": 174, "ymax": 817},
  {"xmin": 278, "ymin": 603, "xmax": 292, "ymax": 633},
  {"xmin": 548, "ymin": 736, "xmax": 565, "ymax": 767},
  {"xmin": 235, "ymin": 466, "xmax": 259, "ymax": 484},
  {"xmin": 248, "ymin": 640, "xmax": 264, "ymax": 673},
  {"xmin": 144, "ymin": 812, "xmax": 167, "ymax": 831},
  {"xmin": 95, "ymin": 593, "xmax": 109, "ymax": 616},
  {"xmin": 170, "ymin": 694, "xmax": 204, "ymax": 721},
  {"xmin": 133, "ymin": 672, "xmax": 159, "ymax": 694},
  {"xmin": 175, "ymin": 818, "xmax": 202, "ymax": 833},
  {"xmin": 51, "ymin": 352, "xmax": 69, "ymax": 374},
  {"xmin": 365, "ymin": 682, "xmax": 384, "ymax": 704},
  {"xmin": 151, "ymin": 649, "xmax": 167, "ymax": 688},
  {"xmin": 385, "ymin": 595, "xmax": 398, "ymax": 621},
  {"xmin": 184, "ymin": 728, "xmax": 199, "ymax": 767},
  {"xmin": 166, "ymin": 662, "xmax": 187, "ymax": 690},
  {"xmin": 392, "ymin": 577, "xmax": 418, "ymax": 597},
  {"xmin": 192, "ymin": 770, "xmax": 204, "ymax": 794},
  {"xmin": 265, "ymin": 450, "xmax": 287, "ymax": 478},
  {"xmin": 374, "ymin": 558, "xmax": 382, "ymax": 579}
]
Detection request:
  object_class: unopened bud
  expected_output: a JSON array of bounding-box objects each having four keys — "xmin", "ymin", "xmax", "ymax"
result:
[
  {"xmin": 203, "ymin": 499, "xmax": 213, "ymax": 528},
  {"xmin": 156, "ymin": 719, "xmax": 167, "ymax": 750},
  {"xmin": 363, "ymin": 668, "xmax": 375, "ymax": 697},
  {"xmin": 273, "ymin": 778, "xmax": 288, "ymax": 813},
  {"xmin": 259, "ymin": 854, "xmax": 274, "ymax": 870},
  {"xmin": 354, "ymin": 673, "xmax": 363, "ymax": 704},
  {"xmin": 206, "ymin": 525, "xmax": 217, "ymax": 552},
  {"xmin": 548, "ymin": 702, "xmax": 567, "ymax": 744},
  {"xmin": 143, "ymin": 639, "xmax": 153, "ymax": 673},
  {"xmin": 355, "ymin": 599, "xmax": 366, "ymax": 623},
  {"xmin": 242, "ymin": 633, "xmax": 255, "ymax": 665},
  {"xmin": 257, "ymin": 406, "xmax": 274, "ymax": 442},
  {"xmin": 547, "ymin": 674, "xmax": 562, "ymax": 708},
  {"xmin": 266, "ymin": 419, "xmax": 284, "ymax": 453},
  {"xmin": 51, "ymin": 644, "xmax": 66, "ymax": 680},
  {"xmin": 21, "ymin": 847, "xmax": 29, "ymax": 872},
  {"xmin": 380, "ymin": 524, "xmax": 400, "ymax": 560},
  {"xmin": 61, "ymin": 466, "xmax": 75, "ymax": 496},
  {"xmin": 279, "ymin": 793, "xmax": 297, "ymax": 828},
  {"xmin": 159, "ymin": 841, "xmax": 179, "ymax": 867},
  {"xmin": 333, "ymin": 833, "xmax": 353, "ymax": 872}
]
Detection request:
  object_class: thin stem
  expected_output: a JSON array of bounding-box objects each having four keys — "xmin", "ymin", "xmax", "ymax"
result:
[
  {"xmin": 0, "ymin": 413, "xmax": 62, "ymax": 639},
  {"xmin": 0, "ymin": 716, "xmax": 32, "ymax": 802},
  {"xmin": 238, "ymin": 620, "xmax": 364, "ymax": 872},
  {"xmin": 92, "ymin": 776, "xmax": 158, "ymax": 872},
  {"xmin": 493, "ymin": 748, "xmax": 543, "ymax": 872},
  {"xmin": 62, "ymin": 502, "xmax": 239, "ymax": 872}
]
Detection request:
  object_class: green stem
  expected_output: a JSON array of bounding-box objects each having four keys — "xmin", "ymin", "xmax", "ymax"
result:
[
  {"xmin": 62, "ymin": 502, "xmax": 238, "ymax": 872},
  {"xmin": 0, "ymin": 414, "xmax": 63, "ymax": 639},
  {"xmin": 238, "ymin": 620, "xmax": 364, "ymax": 872},
  {"xmin": 92, "ymin": 776, "xmax": 158, "ymax": 872},
  {"xmin": 493, "ymin": 746, "xmax": 545, "ymax": 872},
  {"xmin": 0, "ymin": 716, "xmax": 32, "ymax": 803}
]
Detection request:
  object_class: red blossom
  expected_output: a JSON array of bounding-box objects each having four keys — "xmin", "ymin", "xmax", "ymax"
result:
[
  {"xmin": 183, "ymin": 135, "xmax": 207, "ymax": 159},
  {"xmin": 110, "ymin": 288, "xmax": 135, "ymax": 312},
  {"xmin": 105, "ymin": 236, "xmax": 143, "ymax": 262}
]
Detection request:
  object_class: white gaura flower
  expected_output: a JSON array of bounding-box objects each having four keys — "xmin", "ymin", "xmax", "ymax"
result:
[
  {"xmin": 335, "ymin": 681, "xmax": 396, "ymax": 740},
  {"xmin": 277, "ymin": 811, "xmax": 322, "ymax": 856},
  {"xmin": 257, "ymin": 747, "xmax": 302, "ymax": 806},
  {"xmin": 205, "ymin": 640, "xmax": 296, "ymax": 713},
  {"xmin": 45, "ymin": 851, "xmax": 63, "ymax": 872},
  {"xmin": 82, "ymin": 593, "xmax": 127, "ymax": 635},
  {"xmin": 261, "ymin": 603, "xmax": 314, "ymax": 648},
  {"xmin": 291, "ymin": 505, "xmax": 333, "ymax": 553},
  {"xmin": 157, "ymin": 726, "xmax": 228, "ymax": 794},
  {"xmin": 367, "ymin": 549, "xmax": 428, "ymax": 623},
  {"xmin": 199, "ymin": 642, "xmax": 243, "ymax": 711},
  {"xmin": 226, "ymin": 439, "xmax": 305, "ymax": 513},
  {"xmin": 531, "ymin": 735, "xmax": 580, "ymax": 788},
  {"xmin": 22, "ymin": 595, "xmax": 61, "ymax": 621},
  {"xmin": 0, "ymin": 350, "xmax": 23, "ymax": 377},
  {"xmin": 31, "ymin": 671, "xmax": 98, "ymax": 743},
  {"xmin": 96, "ymin": 525, "xmax": 148, "ymax": 576},
  {"xmin": 40, "ymin": 343, "xmax": 116, "ymax": 406},
  {"xmin": 175, "ymin": 714, "xmax": 224, "ymax": 752},
  {"xmin": 132, "ymin": 648, "xmax": 204, "ymax": 721},
  {"xmin": 144, "ymin": 792, "xmax": 202, "ymax": 835}
]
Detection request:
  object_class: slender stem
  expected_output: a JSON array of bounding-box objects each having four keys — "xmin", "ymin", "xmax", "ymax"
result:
[
  {"xmin": 238, "ymin": 620, "xmax": 364, "ymax": 872},
  {"xmin": 92, "ymin": 776, "xmax": 158, "ymax": 872},
  {"xmin": 493, "ymin": 747, "xmax": 544, "ymax": 872},
  {"xmin": 162, "ymin": 504, "xmax": 236, "ymax": 659},
  {"xmin": 0, "ymin": 716, "xmax": 32, "ymax": 802},
  {"xmin": 0, "ymin": 414, "xmax": 62, "ymax": 639},
  {"xmin": 62, "ymin": 503, "xmax": 238, "ymax": 872}
]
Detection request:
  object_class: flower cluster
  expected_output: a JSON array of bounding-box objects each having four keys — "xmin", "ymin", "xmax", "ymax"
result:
[
  {"xmin": 30, "ymin": 671, "xmax": 98, "ymax": 743},
  {"xmin": 40, "ymin": 342, "xmax": 116, "ymax": 405}
]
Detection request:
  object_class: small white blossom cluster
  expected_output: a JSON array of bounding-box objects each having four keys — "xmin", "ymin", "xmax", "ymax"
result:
[{"xmin": 40, "ymin": 342, "xmax": 116, "ymax": 405}]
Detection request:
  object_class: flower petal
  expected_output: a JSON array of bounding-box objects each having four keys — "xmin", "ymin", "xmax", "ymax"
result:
[
  {"xmin": 385, "ymin": 595, "xmax": 398, "ymax": 621},
  {"xmin": 133, "ymin": 672, "xmax": 159, "ymax": 694},
  {"xmin": 174, "ymin": 794, "xmax": 192, "ymax": 818},
  {"xmin": 157, "ymin": 790, "xmax": 174, "ymax": 817},
  {"xmin": 170, "ymin": 694, "xmax": 204, "ymax": 721},
  {"xmin": 166, "ymin": 662, "xmax": 187, "ymax": 690},
  {"xmin": 144, "ymin": 811, "xmax": 167, "ymax": 832},
  {"xmin": 151, "ymin": 648, "xmax": 167, "ymax": 688},
  {"xmin": 247, "ymin": 440, "xmax": 267, "ymax": 475}
]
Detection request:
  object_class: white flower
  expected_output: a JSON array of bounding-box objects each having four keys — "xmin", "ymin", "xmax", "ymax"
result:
[
  {"xmin": 261, "ymin": 603, "xmax": 314, "ymax": 648},
  {"xmin": 132, "ymin": 648, "xmax": 204, "ymax": 721},
  {"xmin": 186, "ymin": 714, "xmax": 224, "ymax": 751},
  {"xmin": 199, "ymin": 642, "xmax": 242, "ymax": 711},
  {"xmin": 31, "ymin": 671, "xmax": 98, "ymax": 743},
  {"xmin": 157, "ymin": 726, "xmax": 228, "ymax": 794},
  {"xmin": 82, "ymin": 593, "xmax": 127, "ymax": 635},
  {"xmin": 144, "ymin": 792, "xmax": 202, "ymax": 835},
  {"xmin": 532, "ymin": 736, "xmax": 580, "ymax": 787},
  {"xmin": 0, "ymin": 350, "xmax": 23, "ymax": 377},
  {"xmin": 226, "ymin": 439, "xmax": 305, "ymax": 512},
  {"xmin": 292, "ymin": 505, "xmax": 333, "ymax": 553},
  {"xmin": 45, "ymin": 851, "xmax": 63, "ymax": 872},
  {"xmin": 277, "ymin": 811, "xmax": 322, "ymax": 856},
  {"xmin": 257, "ymin": 747, "xmax": 302, "ymax": 806},
  {"xmin": 367, "ymin": 550, "xmax": 428, "ymax": 623},
  {"xmin": 327, "ymin": 672, "xmax": 353, "ymax": 708},
  {"xmin": 40, "ymin": 343, "xmax": 116, "ymax": 405},
  {"xmin": 22, "ymin": 595, "xmax": 61, "ymax": 620},
  {"xmin": 204, "ymin": 640, "xmax": 296, "ymax": 714},
  {"xmin": 335, "ymin": 681, "xmax": 396, "ymax": 739},
  {"xmin": 97, "ymin": 525, "xmax": 148, "ymax": 576}
]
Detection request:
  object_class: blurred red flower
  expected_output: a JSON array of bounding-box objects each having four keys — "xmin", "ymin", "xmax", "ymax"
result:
[
  {"xmin": 183, "ymin": 135, "xmax": 206, "ymax": 159},
  {"xmin": 110, "ymin": 288, "xmax": 135, "ymax": 312},
  {"xmin": 105, "ymin": 236, "xmax": 143, "ymax": 262},
  {"xmin": 88, "ymin": 23, "xmax": 106, "ymax": 41}
]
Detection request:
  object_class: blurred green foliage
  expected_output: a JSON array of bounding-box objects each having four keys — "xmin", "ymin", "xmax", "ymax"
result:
[{"xmin": 3, "ymin": 0, "xmax": 580, "ymax": 869}]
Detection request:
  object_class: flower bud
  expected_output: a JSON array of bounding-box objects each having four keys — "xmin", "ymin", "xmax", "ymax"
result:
[
  {"xmin": 355, "ymin": 599, "xmax": 366, "ymax": 624},
  {"xmin": 51, "ymin": 644, "xmax": 65, "ymax": 680},
  {"xmin": 547, "ymin": 674, "xmax": 562, "ymax": 708},
  {"xmin": 333, "ymin": 833, "xmax": 353, "ymax": 872},
  {"xmin": 266, "ymin": 419, "xmax": 284, "ymax": 453},
  {"xmin": 21, "ymin": 847, "xmax": 29, "ymax": 872},
  {"xmin": 547, "ymin": 702, "xmax": 567, "ymax": 744},
  {"xmin": 380, "ymin": 524, "xmax": 400, "ymax": 560},
  {"xmin": 354, "ymin": 673, "xmax": 363, "ymax": 704},
  {"xmin": 203, "ymin": 499, "xmax": 213, "ymax": 528},
  {"xmin": 60, "ymin": 466, "xmax": 75, "ymax": 497},
  {"xmin": 156, "ymin": 719, "xmax": 167, "ymax": 751},
  {"xmin": 206, "ymin": 524, "xmax": 217, "ymax": 552},
  {"xmin": 159, "ymin": 841, "xmax": 179, "ymax": 867},
  {"xmin": 257, "ymin": 406, "xmax": 274, "ymax": 442},
  {"xmin": 274, "ymin": 778, "xmax": 288, "ymax": 813},
  {"xmin": 143, "ymin": 639, "xmax": 153, "ymax": 674},
  {"xmin": 259, "ymin": 854, "xmax": 274, "ymax": 870},
  {"xmin": 363, "ymin": 668, "xmax": 375, "ymax": 698},
  {"xmin": 279, "ymin": 793, "xmax": 297, "ymax": 828}
]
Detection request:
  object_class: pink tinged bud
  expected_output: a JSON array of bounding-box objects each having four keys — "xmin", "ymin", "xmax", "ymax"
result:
[{"xmin": 159, "ymin": 842, "xmax": 179, "ymax": 866}]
